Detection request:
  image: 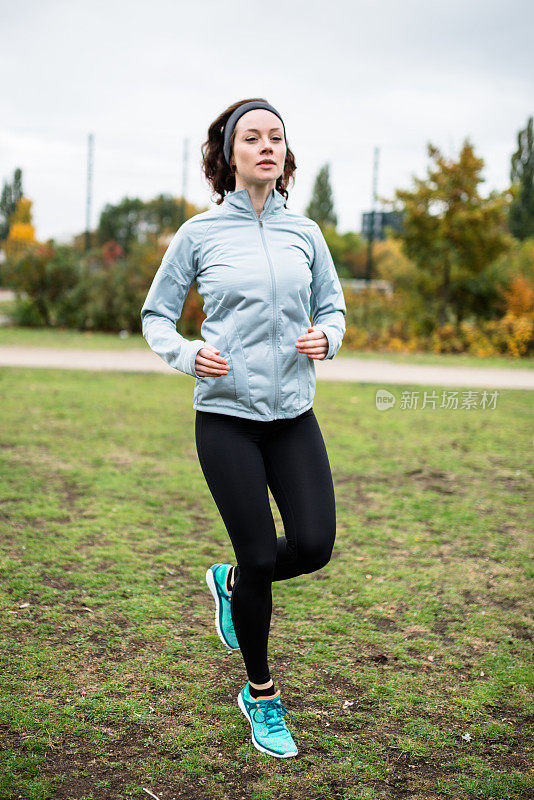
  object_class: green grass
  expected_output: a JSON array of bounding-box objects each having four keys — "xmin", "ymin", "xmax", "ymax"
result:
[
  {"xmin": 0, "ymin": 366, "xmax": 532, "ymax": 799},
  {"xmin": 0, "ymin": 323, "xmax": 532, "ymax": 369},
  {"xmin": 0, "ymin": 324, "xmax": 147, "ymax": 351},
  {"xmin": 336, "ymin": 349, "xmax": 534, "ymax": 370}
]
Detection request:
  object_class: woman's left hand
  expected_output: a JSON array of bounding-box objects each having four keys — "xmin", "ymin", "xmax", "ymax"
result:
[{"xmin": 295, "ymin": 327, "xmax": 329, "ymax": 359}]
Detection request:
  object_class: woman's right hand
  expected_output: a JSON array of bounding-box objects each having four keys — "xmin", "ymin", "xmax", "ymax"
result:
[{"xmin": 194, "ymin": 343, "xmax": 229, "ymax": 377}]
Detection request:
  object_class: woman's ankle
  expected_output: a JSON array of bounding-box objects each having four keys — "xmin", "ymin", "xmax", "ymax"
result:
[{"xmin": 248, "ymin": 678, "xmax": 276, "ymax": 698}]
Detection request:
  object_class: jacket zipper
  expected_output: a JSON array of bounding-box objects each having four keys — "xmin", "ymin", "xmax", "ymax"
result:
[{"xmin": 258, "ymin": 219, "xmax": 279, "ymax": 418}]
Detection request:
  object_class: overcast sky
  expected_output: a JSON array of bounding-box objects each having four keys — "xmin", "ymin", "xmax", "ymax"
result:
[{"xmin": 1, "ymin": 0, "xmax": 532, "ymax": 242}]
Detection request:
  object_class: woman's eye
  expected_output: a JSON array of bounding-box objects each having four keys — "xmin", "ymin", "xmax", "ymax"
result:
[{"xmin": 245, "ymin": 137, "xmax": 283, "ymax": 142}]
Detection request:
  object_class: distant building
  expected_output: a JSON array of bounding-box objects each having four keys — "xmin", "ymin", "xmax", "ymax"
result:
[{"xmin": 361, "ymin": 210, "xmax": 404, "ymax": 241}]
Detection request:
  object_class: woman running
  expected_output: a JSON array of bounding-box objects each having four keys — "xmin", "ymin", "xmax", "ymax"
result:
[{"xmin": 140, "ymin": 97, "xmax": 346, "ymax": 758}]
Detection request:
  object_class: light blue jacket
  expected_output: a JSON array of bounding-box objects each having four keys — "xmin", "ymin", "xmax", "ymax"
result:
[{"xmin": 140, "ymin": 186, "xmax": 346, "ymax": 421}]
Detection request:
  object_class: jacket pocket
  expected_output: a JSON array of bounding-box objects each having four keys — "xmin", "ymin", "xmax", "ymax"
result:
[
  {"xmin": 224, "ymin": 312, "xmax": 250, "ymax": 406},
  {"xmin": 305, "ymin": 356, "xmax": 316, "ymax": 405},
  {"xmin": 195, "ymin": 312, "xmax": 250, "ymax": 407}
]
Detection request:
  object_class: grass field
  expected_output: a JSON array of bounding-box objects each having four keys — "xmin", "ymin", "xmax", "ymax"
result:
[
  {"xmin": 0, "ymin": 364, "xmax": 532, "ymax": 799},
  {"xmin": 0, "ymin": 324, "xmax": 533, "ymax": 371}
]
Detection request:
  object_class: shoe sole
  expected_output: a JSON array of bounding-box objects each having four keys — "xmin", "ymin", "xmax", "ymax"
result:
[
  {"xmin": 237, "ymin": 691, "xmax": 298, "ymax": 758},
  {"xmin": 205, "ymin": 567, "xmax": 240, "ymax": 653}
]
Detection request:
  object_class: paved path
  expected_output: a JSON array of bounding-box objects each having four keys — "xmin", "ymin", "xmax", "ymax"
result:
[{"xmin": 0, "ymin": 345, "xmax": 532, "ymax": 389}]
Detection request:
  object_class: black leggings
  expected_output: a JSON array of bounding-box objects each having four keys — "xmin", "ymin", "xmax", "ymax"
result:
[{"xmin": 195, "ymin": 406, "xmax": 336, "ymax": 684}]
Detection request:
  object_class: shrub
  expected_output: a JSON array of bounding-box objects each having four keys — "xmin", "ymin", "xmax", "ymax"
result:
[
  {"xmin": 3, "ymin": 243, "xmax": 79, "ymax": 326},
  {"xmin": 3, "ymin": 240, "xmax": 174, "ymax": 332},
  {"xmin": 503, "ymin": 274, "xmax": 534, "ymax": 316}
]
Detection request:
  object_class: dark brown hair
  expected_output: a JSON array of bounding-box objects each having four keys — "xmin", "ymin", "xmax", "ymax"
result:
[{"xmin": 201, "ymin": 97, "xmax": 297, "ymax": 205}]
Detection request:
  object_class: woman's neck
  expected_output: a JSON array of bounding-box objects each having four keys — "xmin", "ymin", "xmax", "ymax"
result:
[{"xmin": 234, "ymin": 180, "xmax": 276, "ymax": 217}]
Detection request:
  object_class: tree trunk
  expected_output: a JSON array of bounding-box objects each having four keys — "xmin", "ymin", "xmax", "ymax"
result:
[{"xmin": 439, "ymin": 261, "xmax": 451, "ymax": 326}]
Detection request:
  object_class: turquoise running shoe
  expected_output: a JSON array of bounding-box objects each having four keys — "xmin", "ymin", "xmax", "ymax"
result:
[
  {"xmin": 237, "ymin": 681, "xmax": 298, "ymax": 758},
  {"xmin": 205, "ymin": 563, "xmax": 240, "ymax": 652}
]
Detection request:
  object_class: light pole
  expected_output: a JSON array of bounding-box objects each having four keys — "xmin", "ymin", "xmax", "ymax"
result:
[
  {"xmin": 85, "ymin": 133, "xmax": 94, "ymax": 252},
  {"xmin": 365, "ymin": 146, "xmax": 379, "ymax": 284}
]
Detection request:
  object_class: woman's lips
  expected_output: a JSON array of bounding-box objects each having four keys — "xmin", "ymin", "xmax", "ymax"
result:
[{"xmin": 258, "ymin": 163, "xmax": 275, "ymax": 168}]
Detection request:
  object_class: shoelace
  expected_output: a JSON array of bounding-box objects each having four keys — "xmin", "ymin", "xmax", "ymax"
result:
[{"xmin": 252, "ymin": 698, "xmax": 293, "ymax": 735}]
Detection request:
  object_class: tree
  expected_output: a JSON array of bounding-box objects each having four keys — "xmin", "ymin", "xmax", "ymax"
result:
[
  {"xmin": 97, "ymin": 197, "xmax": 146, "ymax": 253},
  {"xmin": 0, "ymin": 167, "xmax": 23, "ymax": 242},
  {"xmin": 305, "ymin": 164, "xmax": 338, "ymax": 228},
  {"xmin": 388, "ymin": 139, "xmax": 512, "ymax": 326},
  {"xmin": 321, "ymin": 227, "xmax": 363, "ymax": 279},
  {"xmin": 508, "ymin": 116, "xmax": 534, "ymax": 240},
  {"xmin": 97, "ymin": 194, "xmax": 205, "ymax": 254},
  {"xmin": 4, "ymin": 196, "xmax": 37, "ymax": 258}
]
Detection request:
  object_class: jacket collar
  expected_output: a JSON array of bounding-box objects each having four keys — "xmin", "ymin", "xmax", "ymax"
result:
[{"xmin": 223, "ymin": 186, "xmax": 287, "ymax": 219}]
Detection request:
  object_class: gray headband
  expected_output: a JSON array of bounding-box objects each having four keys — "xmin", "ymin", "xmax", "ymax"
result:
[{"xmin": 223, "ymin": 101, "xmax": 285, "ymax": 166}]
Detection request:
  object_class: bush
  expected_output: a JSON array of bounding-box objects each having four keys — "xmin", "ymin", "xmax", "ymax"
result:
[
  {"xmin": 3, "ymin": 239, "xmax": 182, "ymax": 333},
  {"xmin": 3, "ymin": 243, "xmax": 79, "ymax": 326},
  {"xmin": 341, "ymin": 284, "xmax": 534, "ymax": 358},
  {"xmin": 503, "ymin": 274, "xmax": 534, "ymax": 316}
]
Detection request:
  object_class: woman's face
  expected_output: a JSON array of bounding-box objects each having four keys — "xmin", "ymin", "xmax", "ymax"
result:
[{"xmin": 231, "ymin": 109, "xmax": 286, "ymax": 187}]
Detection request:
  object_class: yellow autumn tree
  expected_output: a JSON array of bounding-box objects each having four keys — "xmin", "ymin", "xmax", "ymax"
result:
[
  {"xmin": 385, "ymin": 140, "xmax": 513, "ymax": 326},
  {"xmin": 4, "ymin": 196, "xmax": 37, "ymax": 258}
]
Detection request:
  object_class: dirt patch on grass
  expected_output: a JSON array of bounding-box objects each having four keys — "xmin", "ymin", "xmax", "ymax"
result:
[
  {"xmin": 337, "ymin": 464, "xmax": 533, "ymax": 511},
  {"xmin": 4, "ymin": 448, "xmax": 86, "ymax": 503},
  {"xmin": 370, "ymin": 615, "xmax": 400, "ymax": 632},
  {"xmin": 105, "ymin": 448, "xmax": 136, "ymax": 470},
  {"xmin": 509, "ymin": 622, "xmax": 533, "ymax": 642},
  {"xmin": 338, "ymin": 468, "xmax": 469, "ymax": 499},
  {"xmin": 404, "ymin": 467, "xmax": 460, "ymax": 495},
  {"xmin": 335, "ymin": 472, "xmax": 372, "ymax": 500},
  {"xmin": 1, "ymin": 721, "xmax": 245, "ymax": 800},
  {"xmin": 348, "ymin": 698, "xmax": 533, "ymax": 798},
  {"xmin": 39, "ymin": 574, "xmax": 77, "ymax": 591}
]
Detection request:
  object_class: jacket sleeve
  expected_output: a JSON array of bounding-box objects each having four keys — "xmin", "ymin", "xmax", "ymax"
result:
[
  {"xmin": 309, "ymin": 223, "xmax": 347, "ymax": 360},
  {"xmin": 140, "ymin": 222, "xmax": 205, "ymax": 378}
]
